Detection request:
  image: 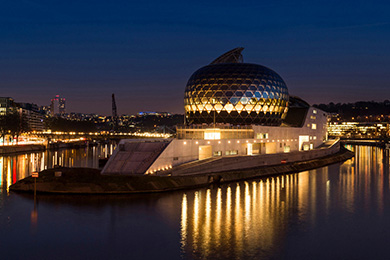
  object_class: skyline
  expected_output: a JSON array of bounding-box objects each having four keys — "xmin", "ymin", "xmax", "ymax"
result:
[{"xmin": 1, "ymin": 0, "xmax": 390, "ymax": 115}]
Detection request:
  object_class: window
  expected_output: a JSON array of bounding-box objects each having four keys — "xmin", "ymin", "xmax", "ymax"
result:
[
  {"xmin": 204, "ymin": 128, "xmax": 221, "ymax": 140},
  {"xmin": 312, "ymin": 124, "xmax": 317, "ymax": 130},
  {"xmin": 256, "ymin": 133, "xmax": 268, "ymax": 139},
  {"xmin": 213, "ymin": 151, "xmax": 222, "ymax": 156},
  {"xmin": 225, "ymin": 150, "xmax": 238, "ymax": 155}
]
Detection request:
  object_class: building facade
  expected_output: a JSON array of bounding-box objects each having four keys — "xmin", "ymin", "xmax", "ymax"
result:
[
  {"xmin": 102, "ymin": 48, "xmax": 331, "ymax": 175},
  {"xmin": 0, "ymin": 97, "xmax": 16, "ymax": 115},
  {"xmin": 50, "ymin": 95, "xmax": 66, "ymax": 116},
  {"xmin": 18, "ymin": 103, "xmax": 45, "ymax": 131}
]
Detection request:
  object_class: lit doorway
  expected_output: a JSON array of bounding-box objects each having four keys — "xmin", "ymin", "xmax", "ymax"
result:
[
  {"xmin": 199, "ymin": 145, "xmax": 212, "ymax": 160},
  {"xmin": 247, "ymin": 143, "xmax": 253, "ymax": 155}
]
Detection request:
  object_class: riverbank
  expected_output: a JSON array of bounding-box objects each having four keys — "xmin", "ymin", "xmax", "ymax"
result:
[
  {"xmin": 0, "ymin": 144, "xmax": 46, "ymax": 155},
  {"xmin": 9, "ymin": 147, "xmax": 354, "ymax": 194},
  {"xmin": 0, "ymin": 141, "xmax": 98, "ymax": 155}
]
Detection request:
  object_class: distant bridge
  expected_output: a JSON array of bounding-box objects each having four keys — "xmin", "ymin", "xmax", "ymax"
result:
[{"xmin": 340, "ymin": 137, "xmax": 390, "ymax": 148}]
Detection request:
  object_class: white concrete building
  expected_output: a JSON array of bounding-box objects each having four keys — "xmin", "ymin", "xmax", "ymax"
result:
[{"xmin": 102, "ymin": 48, "xmax": 332, "ymax": 176}]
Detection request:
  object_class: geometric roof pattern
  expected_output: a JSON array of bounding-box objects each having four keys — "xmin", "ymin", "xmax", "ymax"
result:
[
  {"xmin": 210, "ymin": 47, "xmax": 244, "ymax": 65},
  {"xmin": 184, "ymin": 63, "xmax": 289, "ymax": 126}
]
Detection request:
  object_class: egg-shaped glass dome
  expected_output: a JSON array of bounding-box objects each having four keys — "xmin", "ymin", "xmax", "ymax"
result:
[{"xmin": 184, "ymin": 49, "xmax": 289, "ymax": 126}]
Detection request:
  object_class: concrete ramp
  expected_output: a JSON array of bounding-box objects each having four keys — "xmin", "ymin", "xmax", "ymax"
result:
[{"xmin": 102, "ymin": 139, "xmax": 172, "ymax": 175}]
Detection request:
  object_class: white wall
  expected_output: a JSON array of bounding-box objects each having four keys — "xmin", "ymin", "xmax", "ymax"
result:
[{"xmin": 143, "ymin": 107, "xmax": 328, "ymax": 174}]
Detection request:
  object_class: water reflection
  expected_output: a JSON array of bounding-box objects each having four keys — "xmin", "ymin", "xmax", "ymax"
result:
[
  {"xmin": 178, "ymin": 145, "xmax": 390, "ymax": 259},
  {"xmin": 1, "ymin": 145, "xmax": 390, "ymax": 259},
  {"xmin": 0, "ymin": 142, "xmax": 117, "ymax": 193},
  {"xmin": 179, "ymin": 175, "xmax": 297, "ymax": 259}
]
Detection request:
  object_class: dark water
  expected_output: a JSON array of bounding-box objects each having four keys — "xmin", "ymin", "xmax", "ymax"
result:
[{"xmin": 1, "ymin": 145, "xmax": 390, "ymax": 259}]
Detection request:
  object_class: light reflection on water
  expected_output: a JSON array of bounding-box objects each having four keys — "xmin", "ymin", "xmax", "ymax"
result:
[
  {"xmin": 179, "ymin": 175, "xmax": 300, "ymax": 259},
  {"xmin": 0, "ymin": 142, "xmax": 117, "ymax": 193},
  {"xmin": 0, "ymin": 145, "xmax": 389, "ymax": 259},
  {"xmin": 177, "ymin": 145, "xmax": 390, "ymax": 259}
]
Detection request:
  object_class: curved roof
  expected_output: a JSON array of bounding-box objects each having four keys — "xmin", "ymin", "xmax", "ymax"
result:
[{"xmin": 184, "ymin": 62, "xmax": 289, "ymax": 126}]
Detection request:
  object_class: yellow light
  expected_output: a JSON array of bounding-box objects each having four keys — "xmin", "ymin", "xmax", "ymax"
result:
[
  {"xmin": 244, "ymin": 104, "xmax": 253, "ymax": 112},
  {"xmin": 235, "ymin": 103, "xmax": 244, "ymax": 112},
  {"xmin": 225, "ymin": 104, "xmax": 234, "ymax": 113},
  {"xmin": 181, "ymin": 194, "xmax": 188, "ymax": 248}
]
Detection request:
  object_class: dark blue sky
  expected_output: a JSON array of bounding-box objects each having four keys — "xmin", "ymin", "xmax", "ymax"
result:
[{"xmin": 1, "ymin": 0, "xmax": 389, "ymax": 115}]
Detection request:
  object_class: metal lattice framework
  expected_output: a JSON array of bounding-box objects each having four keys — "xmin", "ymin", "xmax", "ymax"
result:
[
  {"xmin": 184, "ymin": 49, "xmax": 289, "ymax": 126},
  {"xmin": 210, "ymin": 47, "xmax": 244, "ymax": 64}
]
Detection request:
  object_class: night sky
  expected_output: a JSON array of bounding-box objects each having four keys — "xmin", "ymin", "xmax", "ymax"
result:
[{"xmin": 1, "ymin": 0, "xmax": 389, "ymax": 115}]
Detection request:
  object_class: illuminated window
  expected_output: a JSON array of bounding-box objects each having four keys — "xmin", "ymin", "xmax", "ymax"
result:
[
  {"xmin": 256, "ymin": 133, "xmax": 268, "ymax": 139},
  {"xmin": 312, "ymin": 124, "xmax": 317, "ymax": 130},
  {"xmin": 213, "ymin": 151, "xmax": 222, "ymax": 156},
  {"xmin": 225, "ymin": 150, "xmax": 238, "ymax": 155},
  {"xmin": 204, "ymin": 128, "xmax": 221, "ymax": 140},
  {"xmin": 313, "ymin": 110, "xmax": 317, "ymax": 114}
]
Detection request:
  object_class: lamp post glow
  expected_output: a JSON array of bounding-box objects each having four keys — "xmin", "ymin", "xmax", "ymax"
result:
[{"xmin": 32, "ymin": 171, "xmax": 38, "ymax": 198}]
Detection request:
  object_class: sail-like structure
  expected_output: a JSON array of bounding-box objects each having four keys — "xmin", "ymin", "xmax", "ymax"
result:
[{"xmin": 210, "ymin": 47, "xmax": 244, "ymax": 64}]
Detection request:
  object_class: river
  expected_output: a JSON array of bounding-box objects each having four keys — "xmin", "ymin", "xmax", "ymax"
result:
[{"xmin": 0, "ymin": 144, "xmax": 390, "ymax": 259}]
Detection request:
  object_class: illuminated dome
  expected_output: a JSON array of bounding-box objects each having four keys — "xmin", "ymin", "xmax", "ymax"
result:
[{"xmin": 184, "ymin": 48, "xmax": 289, "ymax": 126}]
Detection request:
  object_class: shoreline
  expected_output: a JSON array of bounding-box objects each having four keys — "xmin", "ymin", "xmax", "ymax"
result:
[
  {"xmin": 9, "ymin": 147, "xmax": 354, "ymax": 194},
  {"xmin": 0, "ymin": 144, "xmax": 46, "ymax": 155}
]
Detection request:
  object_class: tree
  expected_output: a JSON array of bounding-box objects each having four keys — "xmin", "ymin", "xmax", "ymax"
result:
[{"xmin": 0, "ymin": 110, "xmax": 29, "ymax": 144}]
